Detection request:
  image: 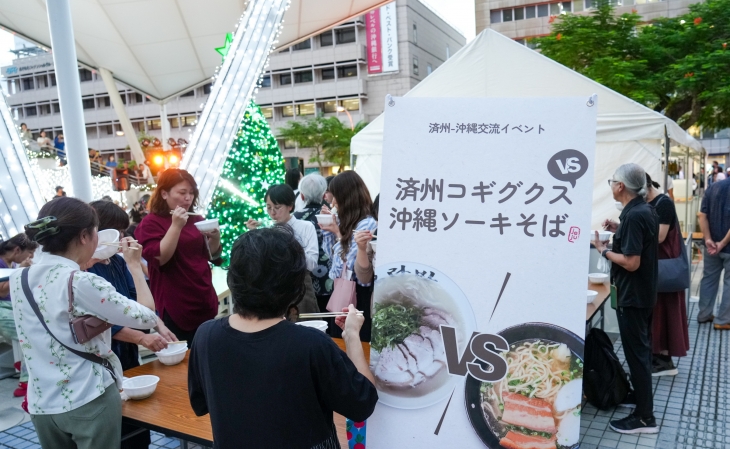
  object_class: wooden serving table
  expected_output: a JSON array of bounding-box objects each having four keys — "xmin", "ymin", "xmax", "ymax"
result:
[
  {"xmin": 122, "ymin": 338, "xmax": 370, "ymax": 447},
  {"xmin": 586, "ymin": 281, "xmax": 611, "ymax": 332}
]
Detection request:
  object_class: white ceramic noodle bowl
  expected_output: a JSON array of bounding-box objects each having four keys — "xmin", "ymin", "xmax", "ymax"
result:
[
  {"xmin": 155, "ymin": 344, "xmax": 188, "ymax": 366},
  {"xmin": 588, "ymin": 273, "xmax": 609, "ymax": 284},
  {"xmin": 194, "ymin": 219, "xmax": 219, "ymax": 233},
  {"xmin": 297, "ymin": 320, "xmax": 328, "ymax": 333},
  {"xmin": 587, "ymin": 290, "xmax": 598, "ymax": 304},
  {"xmin": 122, "ymin": 375, "xmax": 160, "ymax": 400},
  {"xmin": 315, "ymin": 214, "xmax": 333, "ymax": 225},
  {"xmin": 93, "ymin": 229, "xmax": 120, "ymax": 260}
]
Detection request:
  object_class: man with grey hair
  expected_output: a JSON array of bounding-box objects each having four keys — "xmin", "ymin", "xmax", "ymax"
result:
[
  {"xmin": 593, "ymin": 163, "xmax": 659, "ymax": 434},
  {"xmin": 294, "ymin": 174, "xmax": 333, "ymax": 311}
]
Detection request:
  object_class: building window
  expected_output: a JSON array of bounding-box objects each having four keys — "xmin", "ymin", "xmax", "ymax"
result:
[
  {"xmin": 427, "ymin": 63, "xmax": 432, "ymax": 75},
  {"xmin": 21, "ymin": 78, "xmax": 34, "ymax": 90},
  {"xmin": 490, "ymin": 10, "xmax": 502, "ymax": 23},
  {"xmin": 180, "ymin": 90, "xmax": 194, "ymax": 97},
  {"xmin": 39, "ymin": 104, "xmax": 51, "ymax": 115},
  {"xmin": 86, "ymin": 126, "xmax": 97, "ymax": 138},
  {"xmin": 320, "ymin": 31, "xmax": 334, "ymax": 47},
  {"xmin": 79, "ymin": 69, "xmax": 93, "ymax": 82},
  {"xmin": 105, "ymin": 125, "xmax": 113, "ymax": 135},
  {"xmin": 260, "ymin": 75, "xmax": 271, "ymax": 88},
  {"xmin": 446, "ymin": 44, "xmax": 450, "ymax": 59},
  {"xmin": 342, "ymin": 98, "xmax": 360, "ymax": 111},
  {"xmin": 82, "ymin": 98, "xmax": 95, "ymax": 109},
  {"xmin": 322, "ymin": 68, "xmax": 335, "ymax": 80},
  {"xmin": 203, "ymin": 83, "xmax": 212, "ymax": 94},
  {"xmin": 261, "ymin": 107, "xmax": 273, "ymax": 119},
  {"xmin": 502, "ymin": 9, "xmax": 513, "ymax": 22},
  {"xmin": 514, "ymin": 7, "xmax": 525, "ymax": 20},
  {"xmin": 35, "ymin": 76, "xmax": 47, "ymax": 88},
  {"xmin": 297, "ymin": 103, "xmax": 315, "ymax": 115},
  {"xmin": 25, "ymin": 106, "xmax": 37, "ymax": 116},
  {"xmin": 282, "ymin": 105, "xmax": 294, "ymax": 117},
  {"xmin": 323, "ymin": 100, "xmax": 338, "ymax": 113},
  {"xmin": 283, "ymin": 139, "xmax": 297, "ymax": 149},
  {"xmin": 537, "ymin": 4, "xmax": 549, "ymax": 17},
  {"xmin": 413, "ymin": 23, "xmax": 418, "ymax": 45},
  {"xmin": 49, "ymin": 73, "xmax": 56, "ymax": 86},
  {"xmin": 526, "ymin": 5, "xmax": 537, "ymax": 18},
  {"xmin": 293, "ymin": 71, "xmax": 313, "ymax": 83},
  {"xmin": 119, "ymin": 93, "xmax": 127, "ymax": 105},
  {"xmin": 182, "ymin": 116, "xmax": 196, "ymax": 127},
  {"xmin": 573, "ymin": 0, "xmax": 584, "ymax": 12},
  {"xmin": 97, "ymin": 97, "xmax": 110, "ymax": 108},
  {"xmin": 413, "ymin": 57, "xmax": 419, "ymax": 76},
  {"xmin": 280, "ymin": 73, "xmax": 292, "ymax": 85},
  {"xmin": 133, "ymin": 93, "xmax": 143, "ymax": 103},
  {"xmin": 337, "ymin": 65, "xmax": 357, "ymax": 78},
  {"xmin": 52, "ymin": 102, "xmax": 60, "ymax": 113},
  {"xmin": 562, "ymin": 1, "xmax": 572, "ymax": 12},
  {"xmin": 292, "ymin": 39, "xmax": 311, "ymax": 50},
  {"xmin": 169, "ymin": 117, "xmax": 180, "ymax": 128},
  {"xmin": 147, "ymin": 119, "xmax": 161, "ymax": 130},
  {"xmin": 335, "ymin": 28, "xmax": 356, "ymax": 44}
]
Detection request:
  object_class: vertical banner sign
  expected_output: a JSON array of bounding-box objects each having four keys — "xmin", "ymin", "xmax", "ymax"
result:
[
  {"xmin": 367, "ymin": 3, "xmax": 399, "ymax": 75},
  {"xmin": 369, "ymin": 97, "xmax": 597, "ymax": 448},
  {"xmin": 366, "ymin": 8, "xmax": 382, "ymax": 74}
]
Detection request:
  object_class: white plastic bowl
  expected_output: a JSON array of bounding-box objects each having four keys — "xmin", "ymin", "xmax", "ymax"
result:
[
  {"xmin": 155, "ymin": 344, "xmax": 187, "ymax": 366},
  {"xmin": 587, "ymin": 290, "xmax": 599, "ymax": 304},
  {"xmin": 194, "ymin": 219, "xmax": 219, "ymax": 233},
  {"xmin": 592, "ymin": 230, "xmax": 613, "ymax": 241},
  {"xmin": 297, "ymin": 320, "xmax": 328, "ymax": 332},
  {"xmin": 368, "ymin": 241, "xmax": 377, "ymax": 253},
  {"xmin": 93, "ymin": 229, "xmax": 120, "ymax": 260},
  {"xmin": 122, "ymin": 375, "xmax": 160, "ymax": 400},
  {"xmin": 588, "ymin": 273, "xmax": 609, "ymax": 284},
  {"xmin": 315, "ymin": 214, "xmax": 333, "ymax": 226}
]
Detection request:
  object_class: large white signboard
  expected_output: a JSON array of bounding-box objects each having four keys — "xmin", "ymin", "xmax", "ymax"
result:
[{"xmin": 369, "ymin": 96, "xmax": 597, "ymax": 448}]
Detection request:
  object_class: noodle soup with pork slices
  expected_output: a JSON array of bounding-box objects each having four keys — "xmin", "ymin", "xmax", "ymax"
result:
[
  {"xmin": 479, "ymin": 339, "xmax": 583, "ymax": 449},
  {"xmin": 371, "ymin": 263, "xmax": 476, "ymax": 409}
]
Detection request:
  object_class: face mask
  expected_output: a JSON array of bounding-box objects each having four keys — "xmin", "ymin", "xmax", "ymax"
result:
[{"xmin": 615, "ymin": 201, "xmax": 624, "ymax": 211}]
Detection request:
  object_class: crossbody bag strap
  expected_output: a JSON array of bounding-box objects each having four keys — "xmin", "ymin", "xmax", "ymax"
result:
[
  {"xmin": 67, "ymin": 270, "xmax": 76, "ymax": 319},
  {"xmin": 20, "ymin": 268, "xmax": 117, "ymax": 383}
]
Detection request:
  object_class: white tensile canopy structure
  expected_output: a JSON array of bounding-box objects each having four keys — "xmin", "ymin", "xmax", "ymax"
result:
[
  {"xmin": 352, "ymin": 29, "xmax": 704, "ymax": 229},
  {"xmin": 0, "ymin": 0, "xmax": 391, "ymax": 101}
]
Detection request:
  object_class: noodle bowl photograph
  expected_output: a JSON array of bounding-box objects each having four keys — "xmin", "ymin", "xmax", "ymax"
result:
[{"xmin": 465, "ymin": 323, "xmax": 584, "ymax": 449}]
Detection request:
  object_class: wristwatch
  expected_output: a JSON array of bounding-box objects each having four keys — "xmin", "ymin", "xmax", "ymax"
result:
[{"xmin": 601, "ymin": 249, "xmax": 610, "ymax": 259}]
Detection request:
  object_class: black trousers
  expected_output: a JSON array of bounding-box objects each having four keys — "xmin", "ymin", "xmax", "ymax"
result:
[
  {"xmin": 617, "ymin": 306, "xmax": 654, "ymax": 418},
  {"xmin": 162, "ymin": 312, "xmax": 198, "ymax": 346}
]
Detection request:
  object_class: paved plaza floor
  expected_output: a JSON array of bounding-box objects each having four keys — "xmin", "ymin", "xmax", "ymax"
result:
[{"xmin": 0, "ymin": 257, "xmax": 726, "ymax": 448}]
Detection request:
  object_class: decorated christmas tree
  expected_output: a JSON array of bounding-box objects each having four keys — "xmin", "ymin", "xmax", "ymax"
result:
[{"xmin": 206, "ymin": 101, "xmax": 285, "ymax": 263}]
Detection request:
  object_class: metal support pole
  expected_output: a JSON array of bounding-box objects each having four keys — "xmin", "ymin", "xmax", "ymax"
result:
[
  {"xmin": 664, "ymin": 126, "xmax": 670, "ymax": 195},
  {"xmin": 99, "ymin": 68, "xmax": 145, "ymax": 164},
  {"xmin": 160, "ymin": 103, "xmax": 171, "ymax": 151},
  {"xmin": 45, "ymin": 0, "xmax": 93, "ymax": 201}
]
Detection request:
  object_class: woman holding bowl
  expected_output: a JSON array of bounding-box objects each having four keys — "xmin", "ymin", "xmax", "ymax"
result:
[
  {"xmin": 136, "ymin": 168, "xmax": 221, "ymax": 343},
  {"xmin": 10, "ymin": 197, "xmax": 159, "ymax": 448},
  {"xmin": 319, "ymin": 171, "xmax": 377, "ymax": 341}
]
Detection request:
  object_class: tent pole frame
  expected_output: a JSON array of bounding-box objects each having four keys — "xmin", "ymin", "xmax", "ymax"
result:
[{"xmin": 664, "ymin": 126, "xmax": 670, "ymax": 195}]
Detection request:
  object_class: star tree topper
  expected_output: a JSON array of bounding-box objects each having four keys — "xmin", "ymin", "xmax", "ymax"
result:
[{"xmin": 215, "ymin": 33, "xmax": 234, "ymax": 62}]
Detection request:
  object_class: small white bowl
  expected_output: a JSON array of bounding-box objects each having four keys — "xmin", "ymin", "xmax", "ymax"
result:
[
  {"xmin": 122, "ymin": 375, "xmax": 160, "ymax": 400},
  {"xmin": 588, "ymin": 273, "xmax": 609, "ymax": 284},
  {"xmin": 592, "ymin": 230, "xmax": 613, "ymax": 241},
  {"xmin": 587, "ymin": 290, "xmax": 598, "ymax": 304},
  {"xmin": 194, "ymin": 219, "xmax": 219, "ymax": 233},
  {"xmin": 297, "ymin": 320, "xmax": 328, "ymax": 332},
  {"xmin": 155, "ymin": 344, "xmax": 187, "ymax": 366},
  {"xmin": 93, "ymin": 229, "xmax": 120, "ymax": 260},
  {"xmin": 315, "ymin": 214, "xmax": 333, "ymax": 225},
  {"xmin": 368, "ymin": 241, "xmax": 377, "ymax": 253}
]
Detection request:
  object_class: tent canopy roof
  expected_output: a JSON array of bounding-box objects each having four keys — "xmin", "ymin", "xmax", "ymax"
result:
[
  {"xmin": 0, "ymin": 0, "xmax": 388, "ymax": 101},
  {"xmin": 352, "ymin": 29, "xmax": 703, "ymax": 156}
]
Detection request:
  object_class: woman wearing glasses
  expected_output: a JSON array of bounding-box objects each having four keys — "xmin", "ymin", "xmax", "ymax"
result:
[
  {"xmin": 246, "ymin": 184, "xmax": 319, "ymax": 317},
  {"xmin": 136, "ymin": 169, "xmax": 222, "ymax": 343}
]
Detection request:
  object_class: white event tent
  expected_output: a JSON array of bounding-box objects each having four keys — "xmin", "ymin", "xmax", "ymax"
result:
[{"xmin": 352, "ymin": 29, "xmax": 704, "ymax": 230}]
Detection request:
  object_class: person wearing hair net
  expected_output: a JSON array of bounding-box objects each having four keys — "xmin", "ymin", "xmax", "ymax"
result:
[{"xmin": 592, "ymin": 163, "xmax": 659, "ymax": 435}]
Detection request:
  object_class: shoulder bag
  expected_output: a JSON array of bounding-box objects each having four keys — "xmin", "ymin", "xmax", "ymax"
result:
[
  {"xmin": 657, "ymin": 213, "xmax": 690, "ymax": 293},
  {"xmin": 20, "ymin": 268, "xmax": 117, "ymax": 382},
  {"xmin": 325, "ymin": 257, "xmax": 357, "ymax": 312}
]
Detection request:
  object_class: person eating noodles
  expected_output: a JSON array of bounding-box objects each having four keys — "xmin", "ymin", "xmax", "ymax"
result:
[{"xmin": 136, "ymin": 168, "xmax": 221, "ymax": 343}]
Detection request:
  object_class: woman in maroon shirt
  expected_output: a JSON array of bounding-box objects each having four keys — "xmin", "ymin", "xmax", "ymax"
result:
[{"xmin": 136, "ymin": 169, "xmax": 221, "ymax": 342}]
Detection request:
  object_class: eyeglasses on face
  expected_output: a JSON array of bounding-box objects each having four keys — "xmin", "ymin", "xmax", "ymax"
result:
[
  {"xmin": 607, "ymin": 179, "xmax": 620, "ymax": 186},
  {"xmin": 266, "ymin": 204, "xmax": 286, "ymax": 212}
]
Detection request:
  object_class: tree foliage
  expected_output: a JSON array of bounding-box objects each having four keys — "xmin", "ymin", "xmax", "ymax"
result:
[
  {"xmin": 277, "ymin": 116, "xmax": 367, "ymax": 170},
  {"xmin": 535, "ymin": 0, "xmax": 730, "ymax": 130}
]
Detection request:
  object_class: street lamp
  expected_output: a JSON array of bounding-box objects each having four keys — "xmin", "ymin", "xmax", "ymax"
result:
[{"xmin": 336, "ymin": 106, "xmax": 354, "ymax": 130}]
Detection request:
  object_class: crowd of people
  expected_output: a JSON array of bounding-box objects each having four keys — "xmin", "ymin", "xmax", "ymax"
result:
[{"xmin": 0, "ymin": 167, "xmax": 380, "ymax": 448}]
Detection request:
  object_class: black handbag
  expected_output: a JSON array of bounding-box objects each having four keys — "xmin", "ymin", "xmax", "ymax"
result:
[{"xmin": 657, "ymin": 218, "xmax": 690, "ymax": 293}]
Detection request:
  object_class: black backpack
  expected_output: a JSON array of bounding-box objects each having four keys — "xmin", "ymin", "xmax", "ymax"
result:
[{"xmin": 583, "ymin": 328, "xmax": 630, "ymax": 410}]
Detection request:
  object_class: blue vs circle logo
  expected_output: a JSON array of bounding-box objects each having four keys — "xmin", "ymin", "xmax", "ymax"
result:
[{"xmin": 547, "ymin": 149, "xmax": 589, "ymax": 188}]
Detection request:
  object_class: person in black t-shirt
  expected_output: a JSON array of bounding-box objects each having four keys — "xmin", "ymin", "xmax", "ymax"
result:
[
  {"xmin": 188, "ymin": 226, "xmax": 377, "ymax": 449},
  {"xmin": 592, "ymin": 163, "xmax": 659, "ymax": 435}
]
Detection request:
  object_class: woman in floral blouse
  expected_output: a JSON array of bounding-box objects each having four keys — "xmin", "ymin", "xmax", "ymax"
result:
[
  {"xmin": 9, "ymin": 197, "xmax": 159, "ymax": 449},
  {"xmin": 293, "ymin": 174, "xmax": 333, "ymax": 312}
]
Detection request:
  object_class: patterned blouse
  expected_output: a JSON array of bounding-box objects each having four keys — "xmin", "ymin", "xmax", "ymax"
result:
[
  {"xmin": 295, "ymin": 202, "xmax": 334, "ymax": 297},
  {"xmin": 322, "ymin": 216, "xmax": 377, "ymax": 286},
  {"xmin": 9, "ymin": 253, "xmax": 158, "ymax": 415}
]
